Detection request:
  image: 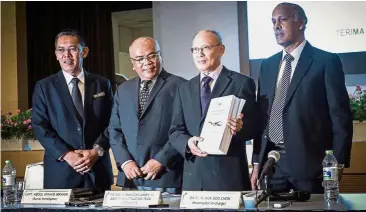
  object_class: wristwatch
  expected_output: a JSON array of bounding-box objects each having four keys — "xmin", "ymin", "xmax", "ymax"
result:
[{"xmin": 93, "ymin": 144, "xmax": 105, "ymax": 157}]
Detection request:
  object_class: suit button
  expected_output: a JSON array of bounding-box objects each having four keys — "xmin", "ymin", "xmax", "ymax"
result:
[
  {"xmin": 264, "ymin": 135, "xmax": 268, "ymax": 140},
  {"xmin": 77, "ymin": 127, "xmax": 81, "ymax": 131},
  {"xmin": 80, "ymin": 145, "xmax": 84, "ymax": 149}
]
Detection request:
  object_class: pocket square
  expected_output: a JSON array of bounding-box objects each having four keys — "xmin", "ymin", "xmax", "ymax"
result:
[{"xmin": 93, "ymin": 92, "xmax": 105, "ymax": 99}]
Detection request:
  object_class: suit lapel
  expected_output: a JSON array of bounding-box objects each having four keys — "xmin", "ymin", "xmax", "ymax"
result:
[
  {"xmin": 284, "ymin": 43, "xmax": 313, "ymax": 106},
  {"xmin": 200, "ymin": 67, "xmax": 232, "ymax": 125},
  {"xmin": 267, "ymin": 52, "xmax": 282, "ymax": 109},
  {"xmin": 83, "ymin": 71, "xmax": 94, "ymax": 127},
  {"xmin": 140, "ymin": 70, "xmax": 169, "ymax": 118},
  {"xmin": 190, "ymin": 75, "xmax": 202, "ymax": 128},
  {"xmin": 54, "ymin": 71, "xmax": 82, "ymax": 124},
  {"xmin": 132, "ymin": 77, "xmax": 140, "ymax": 119}
]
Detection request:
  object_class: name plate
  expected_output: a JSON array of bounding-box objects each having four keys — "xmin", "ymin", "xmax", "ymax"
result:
[
  {"xmin": 180, "ymin": 191, "xmax": 241, "ymax": 209},
  {"xmin": 21, "ymin": 189, "xmax": 72, "ymax": 205},
  {"xmin": 103, "ymin": 191, "xmax": 161, "ymax": 207}
]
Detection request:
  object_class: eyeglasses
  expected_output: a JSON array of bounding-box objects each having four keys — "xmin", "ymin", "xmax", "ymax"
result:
[
  {"xmin": 131, "ymin": 51, "xmax": 161, "ymax": 64},
  {"xmin": 55, "ymin": 46, "xmax": 82, "ymax": 54},
  {"xmin": 190, "ymin": 44, "xmax": 221, "ymax": 54}
]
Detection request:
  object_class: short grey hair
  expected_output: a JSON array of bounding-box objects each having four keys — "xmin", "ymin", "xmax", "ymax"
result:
[
  {"xmin": 193, "ymin": 30, "xmax": 223, "ymax": 44},
  {"xmin": 277, "ymin": 2, "xmax": 308, "ymax": 30}
]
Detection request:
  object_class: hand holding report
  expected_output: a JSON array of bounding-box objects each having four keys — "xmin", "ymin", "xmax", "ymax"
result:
[{"xmin": 198, "ymin": 95, "xmax": 246, "ymax": 155}]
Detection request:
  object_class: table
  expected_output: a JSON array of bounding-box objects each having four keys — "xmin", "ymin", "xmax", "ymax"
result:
[{"xmin": 2, "ymin": 193, "xmax": 366, "ymax": 211}]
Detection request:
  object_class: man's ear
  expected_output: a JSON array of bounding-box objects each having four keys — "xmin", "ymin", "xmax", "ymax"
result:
[{"xmin": 82, "ymin": 47, "xmax": 89, "ymax": 59}]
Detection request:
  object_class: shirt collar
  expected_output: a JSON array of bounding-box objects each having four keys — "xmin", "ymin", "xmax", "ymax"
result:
[
  {"xmin": 140, "ymin": 69, "xmax": 161, "ymax": 85},
  {"xmin": 200, "ymin": 64, "xmax": 223, "ymax": 82},
  {"xmin": 62, "ymin": 69, "xmax": 85, "ymax": 85},
  {"xmin": 282, "ymin": 40, "xmax": 307, "ymax": 61}
]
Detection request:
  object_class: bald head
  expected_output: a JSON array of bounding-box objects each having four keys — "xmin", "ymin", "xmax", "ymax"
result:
[
  {"xmin": 129, "ymin": 37, "xmax": 162, "ymax": 81},
  {"xmin": 129, "ymin": 37, "xmax": 161, "ymax": 58}
]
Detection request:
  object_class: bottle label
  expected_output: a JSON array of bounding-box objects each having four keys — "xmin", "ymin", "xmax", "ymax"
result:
[
  {"xmin": 2, "ymin": 174, "xmax": 15, "ymax": 186},
  {"xmin": 323, "ymin": 167, "xmax": 338, "ymax": 181}
]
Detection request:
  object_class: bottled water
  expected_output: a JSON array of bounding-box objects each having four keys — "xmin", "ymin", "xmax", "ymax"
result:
[
  {"xmin": 2, "ymin": 160, "xmax": 16, "ymax": 207},
  {"xmin": 322, "ymin": 150, "xmax": 339, "ymax": 203}
]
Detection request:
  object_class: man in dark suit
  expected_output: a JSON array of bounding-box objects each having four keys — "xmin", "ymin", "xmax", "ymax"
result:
[
  {"xmin": 32, "ymin": 29, "xmax": 114, "ymax": 190},
  {"xmin": 251, "ymin": 3, "xmax": 353, "ymax": 193},
  {"xmin": 169, "ymin": 30, "xmax": 257, "ymax": 191},
  {"xmin": 108, "ymin": 37, "xmax": 186, "ymax": 193}
]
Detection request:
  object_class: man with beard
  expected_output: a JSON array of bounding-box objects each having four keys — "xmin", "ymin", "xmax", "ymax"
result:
[
  {"xmin": 32, "ymin": 29, "xmax": 114, "ymax": 190},
  {"xmin": 108, "ymin": 37, "xmax": 186, "ymax": 193}
]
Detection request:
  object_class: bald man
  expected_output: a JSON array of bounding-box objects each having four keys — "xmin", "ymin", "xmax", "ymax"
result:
[
  {"xmin": 108, "ymin": 37, "xmax": 186, "ymax": 193},
  {"xmin": 168, "ymin": 30, "xmax": 257, "ymax": 191}
]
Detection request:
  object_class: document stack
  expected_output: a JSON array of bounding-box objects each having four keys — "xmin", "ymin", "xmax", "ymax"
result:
[{"xmin": 198, "ymin": 95, "xmax": 245, "ymax": 155}]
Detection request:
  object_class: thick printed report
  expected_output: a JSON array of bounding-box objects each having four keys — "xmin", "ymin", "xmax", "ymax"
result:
[{"xmin": 198, "ymin": 95, "xmax": 245, "ymax": 155}]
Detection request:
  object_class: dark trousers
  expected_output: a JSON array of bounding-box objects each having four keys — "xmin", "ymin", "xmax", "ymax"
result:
[{"xmin": 262, "ymin": 142, "xmax": 323, "ymax": 194}]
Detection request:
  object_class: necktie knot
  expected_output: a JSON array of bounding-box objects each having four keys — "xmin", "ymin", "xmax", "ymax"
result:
[
  {"xmin": 202, "ymin": 76, "xmax": 213, "ymax": 86},
  {"xmin": 142, "ymin": 80, "xmax": 152, "ymax": 88},
  {"xmin": 284, "ymin": 53, "xmax": 294, "ymax": 62},
  {"xmin": 71, "ymin": 77, "xmax": 80, "ymax": 86}
]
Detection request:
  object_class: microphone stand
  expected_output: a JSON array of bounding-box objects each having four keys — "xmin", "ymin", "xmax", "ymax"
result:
[{"xmin": 255, "ymin": 173, "xmax": 280, "ymax": 208}]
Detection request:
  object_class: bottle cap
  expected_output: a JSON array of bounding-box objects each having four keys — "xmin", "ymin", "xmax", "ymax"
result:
[
  {"xmin": 5, "ymin": 160, "xmax": 11, "ymax": 164},
  {"xmin": 325, "ymin": 150, "xmax": 333, "ymax": 155}
]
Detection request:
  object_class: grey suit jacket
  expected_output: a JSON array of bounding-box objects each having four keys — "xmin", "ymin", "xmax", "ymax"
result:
[{"xmin": 109, "ymin": 69, "xmax": 187, "ymax": 188}]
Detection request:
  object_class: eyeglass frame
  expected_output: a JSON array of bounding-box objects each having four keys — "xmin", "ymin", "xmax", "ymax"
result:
[
  {"xmin": 130, "ymin": 51, "xmax": 161, "ymax": 65},
  {"xmin": 190, "ymin": 44, "xmax": 222, "ymax": 54},
  {"xmin": 55, "ymin": 45, "xmax": 84, "ymax": 54}
]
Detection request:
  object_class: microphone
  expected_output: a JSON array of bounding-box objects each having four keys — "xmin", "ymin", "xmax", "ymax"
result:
[
  {"xmin": 259, "ymin": 150, "xmax": 280, "ymax": 181},
  {"xmin": 269, "ymin": 190, "xmax": 311, "ymax": 202}
]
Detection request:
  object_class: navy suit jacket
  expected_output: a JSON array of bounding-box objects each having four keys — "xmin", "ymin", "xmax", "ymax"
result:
[
  {"xmin": 32, "ymin": 71, "xmax": 114, "ymax": 189},
  {"xmin": 253, "ymin": 43, "xmax": 353, "ymax": 182},
  {"xmin": 108, "ymin": 69, "xmax": 186, "ymax": 188},
  {"xmin": 169, "ymin": 67, "xmax": 257, "ymax": 191}
]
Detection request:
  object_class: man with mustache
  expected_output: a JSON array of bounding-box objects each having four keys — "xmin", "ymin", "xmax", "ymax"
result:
[
  {"xmin": 251, "ymin": 3, "xmax": 353, "ymax": 193},
  {"xmin": 32, "ymin": 29, "xmax": 114, "ymax": 190},
  {"xmin": 169, "ymin": 30, "xmax": 257, "ymax": 191},
  {"xmin": 108, "ymin": 37, "xmax": 186, "ymax": 193}
]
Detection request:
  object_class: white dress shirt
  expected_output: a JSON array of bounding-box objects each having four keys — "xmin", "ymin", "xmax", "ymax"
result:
[
  {"xmin": 276, "ymin": 40, "xmax": 307, "ymax": 87},
  {"xmin": 200, "ymin": 64, "xmax": 223, "ymax": 91},
  {"xmin": 62, "ymin": 70, "xmax": 85, "ymax": 106}
]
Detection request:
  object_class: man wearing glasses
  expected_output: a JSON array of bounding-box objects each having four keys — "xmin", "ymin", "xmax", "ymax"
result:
[
  {"xmin": 168, "ymin": 30, "xmax": 257, "ymax": 191},
  {"xmin": 32, "ymin": 29, "xmax": 114, "ymax": 190},
  {"xmin": 108, "ymin": 37, "xmax": 186, "ymax": 193}
]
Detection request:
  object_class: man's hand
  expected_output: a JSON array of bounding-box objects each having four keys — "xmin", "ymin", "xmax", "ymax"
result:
[
  {"xmin": 250, "ymin": 164, "xmax": 261, "ymax": 190},
  {"xmin": 122, "ymin": 161, "xmax": 143, "ymax": 180},
  {"xmin": 63, "ymin": 151, "xmax": 84, "ymax": 168},
  {"xmin": 188, "ymin": 136, "xmax": 208, "ymax": 157},
  {"xmin": 227, "ymin": 113, "xmax": 244, "ymax": 135},
  {"xmin": 338, "ymin": 167, "xmax": 344, "ymax": 182},
  {"xmin": 140, "ymin": 159, "xmax": 163, "ymax": 180},
  {"xmin": 72, "ymin": 149, "xmax": 99, "ymax": 174}
]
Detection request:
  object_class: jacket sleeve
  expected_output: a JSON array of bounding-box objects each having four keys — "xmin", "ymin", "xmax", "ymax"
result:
[
  {"xmin": 325, "ymin": 53, "xmax": 353, "ymax": 168},
  {"xmin": 108, "ymin": 88, "xmax": 135, "ymax": 171},
  {"xmin": 32, "ymin": 82, "xmax": 72, "ymax": 160}
]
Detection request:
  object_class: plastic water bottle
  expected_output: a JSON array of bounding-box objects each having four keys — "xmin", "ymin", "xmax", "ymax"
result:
[
  {"xmin": 322, "ymin": 150, "xmax": 339, "ymax": 203},
  {"xmin": 2, "ymin": 160, "xmax": 16, "ymax": 207}
]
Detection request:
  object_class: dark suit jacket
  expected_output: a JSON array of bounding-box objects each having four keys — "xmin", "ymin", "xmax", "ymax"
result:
[
  {"xmin": 108, "ymin": 69, "xmax": 186, "ymax": 188},
  {"xmin": 32, "ymin": 71, "xmax": 114, "ymax": 189},
  {"xmin": 253, "ymin": 42, "xmax": 353, "ymax": 182},
  {"xmin": 169, "ymin": 67, "xmax": 257, "ymax": 191}
]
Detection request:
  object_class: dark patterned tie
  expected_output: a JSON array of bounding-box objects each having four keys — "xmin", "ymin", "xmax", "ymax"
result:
[
  {"xmin": 139, "ymin": 80, "xmax": 152, "ymax": 118},
  {"xmin": 268, "ymin": 53, "xmax": 294, "ymax": 144},
  {"xmin": 200, "ymin": 76, "xmax": 213, "ymax": 114},
  {"xmin": 70, "ymin": 78, "xmax": 83, "ymax": 118}
]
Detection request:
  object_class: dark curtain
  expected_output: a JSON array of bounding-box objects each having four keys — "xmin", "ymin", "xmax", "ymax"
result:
[{"xmin": 26, "ymin": 2, "xmax": 151, "ymax": 108}]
